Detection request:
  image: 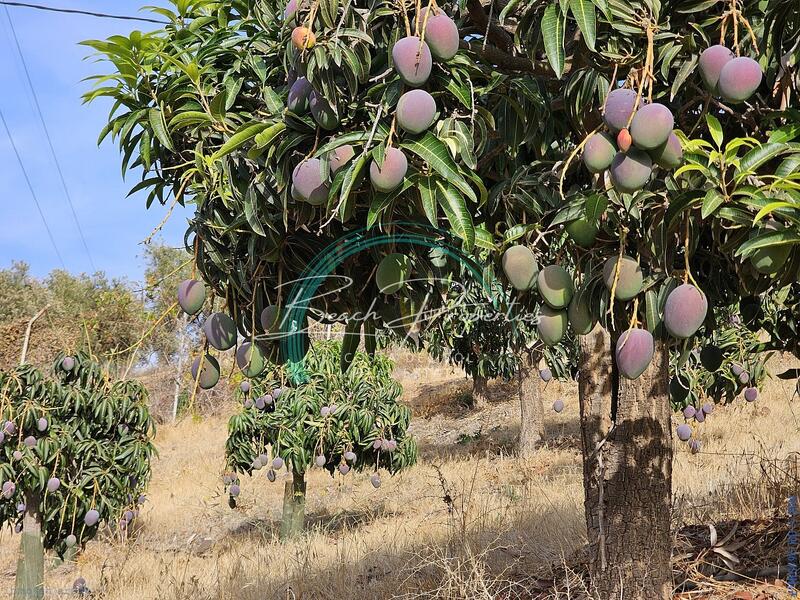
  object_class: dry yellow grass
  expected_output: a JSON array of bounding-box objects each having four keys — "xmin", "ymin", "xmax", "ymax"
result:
[{"xmin": 1, "ymin": 352, "xmax": 798, "ymax": 599}]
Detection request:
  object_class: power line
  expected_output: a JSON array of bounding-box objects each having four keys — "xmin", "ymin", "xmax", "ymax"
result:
[
  {"xmin": 0, "ymin": 108, "xmax": 66, "ymax": 270},
  {"xmin": 4, "ymin": 6, "xmax": 97, "ymax": 271},
  {"xmin": 0, "ymin": 2, "xmax": 168, "ymax": 24}
]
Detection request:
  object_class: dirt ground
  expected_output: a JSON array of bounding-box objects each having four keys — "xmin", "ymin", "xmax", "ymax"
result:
[{"xmin": 1, "ymin": 350, "xmax": 799, "ymax": 599}]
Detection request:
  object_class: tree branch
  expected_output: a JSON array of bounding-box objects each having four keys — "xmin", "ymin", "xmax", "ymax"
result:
[
  {"xmin": 460, "ymin": 40, "xmax": 558, "ymax": 76},
  {"xmin": 465, "ymin": 0, "xmax": 514, "ymax": 53}
]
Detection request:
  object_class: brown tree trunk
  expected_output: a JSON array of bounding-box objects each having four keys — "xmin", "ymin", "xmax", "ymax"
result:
[
  {"xmin": 588, "ymin": 338, "xmax": 673, "ymax": 600},
  {"xmin": 280, "ymin": 468, "xmax": 306, "ymax": 539},
  {"xmin": 14, "ymin": 491, "xmax": 44, "ymax": 600},
  {"xmin": 518, "ymin": 351, "xmax": 544, "ymax": 458},
  {"xmin": 472, "ymin": 374, "xmax": 489, "ymax": 409},
  {"xmin": 577, "ymin": 324, "xmax": 613, "ymax": 543}
]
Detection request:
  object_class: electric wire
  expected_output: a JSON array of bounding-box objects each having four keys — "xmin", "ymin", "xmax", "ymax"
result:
[
  {"xmin": 0, "ymin": 107, "xmax": 67, "ymax": 269},
  {"xmin": 0, "ymin": 1, "xmax": 168, "ymax": 24},
  {"xmin": 4, "ymin": 5, "xmax": 97, "ymax": 271}
]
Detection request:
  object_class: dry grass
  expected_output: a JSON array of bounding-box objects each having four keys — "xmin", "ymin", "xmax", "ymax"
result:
[{"xmin": 1, "ymin": 352, "xmax": 798, "ymax": 599}]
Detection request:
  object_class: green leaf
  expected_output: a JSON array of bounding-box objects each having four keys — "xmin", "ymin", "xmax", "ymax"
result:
[
  {"xmin": 735, "ymin": 229, "xmax": 800, "ymax": 257},
  {"xmin": 670, "ymin": 56, "xmax": 698, "ymax": 101},
  {"xmin": 244, "ymin": 188, "xmax": 266, "ymax": 237},
  {"xmin": 701, "ymin": 189, "xmax": 725, "ymax": 218},
  {"xmin": 338, "ymin": 153, "xmax": 367, "ymax": 221},
  {"xmin": 474, "ymin": 227, "xmax": 496, "ymax": 250},
  {"xmin": 645, "ymin": 289, "xmax": 661, "ymax": 333},
  {"xmin": 254, "ymin": 122, "xmax": 287, "ymax": 148},
  {"xmin": 126, "ymin": 177, "xmax": 161, "ymax": 197},
  {"xmin": 736, "ymin": 142, "xmax": 791, "ymax": 181},
  {"xmin": 211, "ymin": 122, "xmax": 270, "ymax": 160},
  {"xmin": 418, "ymin": 176, "xmax": 438, "ymax": 227},
  {"xmin": 541, "ymin": 4, "xmax": 565, "ymax": 78},
  {"xmin": 706, "ymin": 114, "xmax": 723, "ymax": 148},
  {"xmin": 753, "ymin": 201, "xmax": 796, "ymax": 224},
  {"xmin": 401, "ymin": 133, "xmax": 476, "ymax": 202},
  {"xmin": 570, "ymin": 0, "xmax": 596, "ymax": 51},
  {"xmin": 499, "ymin": 0, "xmax": 522, "ymax": 23},
  {"xmin": 168, "ymin": 111, "xmax": 212, "ymax": 130},
  {"xmin": 665, "ymin": 190, "xmax": 704, "ymax": 230},
  {"xmin": 585, "ymin": 194, "xmax": 608, "ymax": 222},
  {"xmin": 436, "ymin": 181, "xmax": 475, "ymax": 251},
  {"xmin": 148, "ymin": 108, "xmax": 174, "ymax": 151},
  {"xmin": 210, "ymin": 90, "xmax": 227, "ymax": 121}
]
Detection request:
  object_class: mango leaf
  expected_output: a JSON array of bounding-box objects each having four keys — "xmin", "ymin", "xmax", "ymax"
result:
[
  {"xmin": 474, "ymin": 226, "xmax": 496, "ymax": 250},
  {"xmin": 645, "ymin": 289, "xmax": 661, "ymax": 333},
  {"xmin": 701, "ymin": 189, "xmax": 725, "ymax": 218},
  {"xmin": 499, "ymin": 0, "xmax": 522, "ymax": 23},
  {"xmin": 401, "ymin": 133, "xmax": 476, "ymax": 202},
  {"xmin": 338, "ymin": 153, "xmax": 367, "ymax": 221},
  {"xmin": 736, "ymin": 142, "xmax": 791, "ymax": 181},
  {"xmin": 436, "ymin": 181, "xmax": 475, "ymax": 251},
  {"xmin": 670, "ymin": 56, "xmax": 697, "ymax": 101},
  {"xmin": 418, "ymin": 176, "xmax": 438, "ymax": 227},
  {"xmin": 254, "ymin": 122, "xmax": 287, "ymax": 148},
  {"xmin": 211, "ymin": 122, "xmax": 270, "ymax": 160},
  {"xmin": 541, "ymin": 4, "xmax": 565, "ymax": 78},
  {"xmin": 210, "ymin": 90, "xmax": 227, "ymax": 121},
  {"xmin": 753, "ymin": 201, "xmax": 797, "ymax": 224},
  {"xmin": 585, "ymin": 194, "xmax": 608, "ymax": 222},
  {"xmin": 168, "ymin": 111, "xmax": 212, "ymax": 130},
  {"xmin": 665, "ymin": 190, "xmax": 704, "ymax": 229},
  {"xmin": 735, "ymin": 229, "xmax": 800, "ymax": 257},
  {"xmin": 244, "ymin": 188, "xmax": 266, "ymax": 237},
  {"xmin": 570, "ymin": 0, "xmax": 596, "ymax": 51},
  {"xmin": 706, "ymin": 114, "xmax": 723, "ymax": 148},
  {"xmin": 148, "ymin": 108, "xmax": 174, "ymax": 151}
]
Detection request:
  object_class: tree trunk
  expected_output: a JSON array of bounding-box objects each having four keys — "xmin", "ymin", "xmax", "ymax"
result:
[
  {"xmin": 472, "ymin": 374, "xmax": 489, "ymax": 409},
  {"xmin": 280, "ymin": 468, "xmax": 306, "ymax": 539},
  {"xmin": 518, "ymin": 351, "xmax": 544, "ymax": 458},
  {"xmin": 577, "ymin": 325, "xmax": 613, "ymax": 543},
  {"xmin": 588, "ymin": 338, "xmax": 673, "ymax": 600},
  {"xmin": 172, "ymin": 312, "xmax": 190, "ymax": 421},
  {"xmin": 14, "ymin": 491, "xmax": 44, "ymax": 600}
]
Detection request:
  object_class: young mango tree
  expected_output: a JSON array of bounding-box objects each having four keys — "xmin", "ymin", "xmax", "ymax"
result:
[
  {"xmin": 225, "ymin": 340, "xmax": 415, "ymax": 537},
  {"xmin": 0, "ymin": 353, "xmax": 155, "ymax": 600}
]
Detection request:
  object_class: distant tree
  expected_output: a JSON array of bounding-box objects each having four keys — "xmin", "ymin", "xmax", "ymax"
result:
[
  {"xmin": 0, "ymin": 264, "xmax": 149, "ymax": 369},
  {"xmin": 141, "ymin": 242, "xmax": 199, "ymax": 360},
  {"xmin": 141, "ymin": 242, "xmax": 206, "ymax": 419}
]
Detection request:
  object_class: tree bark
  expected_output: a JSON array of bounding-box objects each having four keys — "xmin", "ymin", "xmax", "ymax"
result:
[
  {"xmin": 518, "ymin": 351, "xmax": 544, "ymax": 458},
  {"xmin": 280, "ymin": 468, "xmax": 306, "ymax": 539},
  {"xmin": 588, "ymin": 338, "xmax": 673, "ymax": 600},
  {"xmin": 577, "ymin": 325, "xmax": 613, "ymax": 542},
  {"xmin": 172, "ymin": 312, "xmax": 190, "ymax": 421},
  {"xmin": 472, "ymin": 374, "xmax": 489, "ymax": 409},
  {"xmin": 14, "ymin": 491, "xmax": 44, "ymax": 600}
]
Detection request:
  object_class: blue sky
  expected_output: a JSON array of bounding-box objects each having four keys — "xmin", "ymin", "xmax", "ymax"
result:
[{"xmin": 0, "ymin": 0, "xmax": 192, "ymax": 282}]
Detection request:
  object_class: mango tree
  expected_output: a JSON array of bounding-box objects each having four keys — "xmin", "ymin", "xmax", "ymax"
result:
[
  {"xmin": 82, "ymin": 0, "xmax": 572, "ymax": 455},
  {"xmin": 496, "ymin": 0, "xmax": 800, "ymax": 595},
  {"xmin": 225, "ymin": 340, "xmax": 415, "ymax": 537},
  {"xmin": 83, "ymin": 0, "xmax": 800, "ymax": 596},
  {"xmin": 0, "ymin": 353, "xmax": 155, "ymax": 600}
]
